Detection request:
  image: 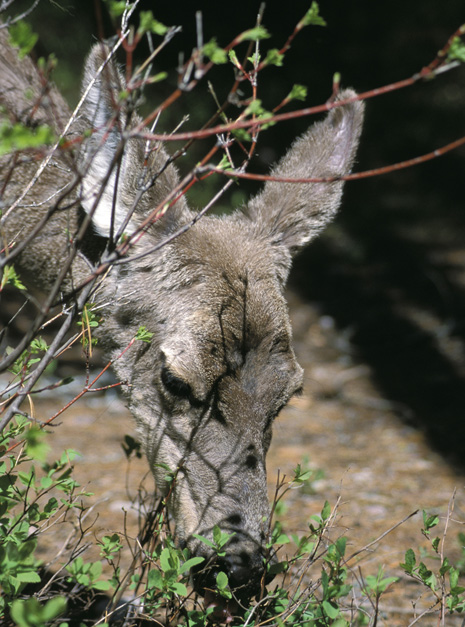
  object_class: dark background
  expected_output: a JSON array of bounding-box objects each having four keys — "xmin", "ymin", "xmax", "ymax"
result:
[{"xmin": 4, "ymin": 0, "xmax": 465, "ymax": 462}]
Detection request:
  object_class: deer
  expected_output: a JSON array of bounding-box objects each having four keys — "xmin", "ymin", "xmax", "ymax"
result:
[{"xmin": 0, "ymin": 27, "xmax": 364, "ymax": 601}]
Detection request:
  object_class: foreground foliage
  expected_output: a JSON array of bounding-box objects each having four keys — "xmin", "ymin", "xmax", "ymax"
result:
[{"xmin": 1, "ymin": 410, "xmax": 465, "ymax": 626}]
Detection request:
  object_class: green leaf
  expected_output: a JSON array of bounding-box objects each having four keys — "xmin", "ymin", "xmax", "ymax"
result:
[
  {"xmin": 30, "ymin": 337, "xmax": 48, "ymax": 353},
  {"xmin": 335, "ymin": 536, "xmax": 347, "ymax": 558},
  {"xmin": 92, "ymin": 579, "xmax": 111, "ymax": 591},
  {"xmin": 287, "ymin": 84, "xmax": 308, "ymax": 102},
  {"xmin": 10, "ymin": 597, "xmax": 67, "ymax": 627},
  {"xmin": 40, "ymin": 476, "xmax": 53, "ymax": 490},
  {"xmin": 41, "ymin": 597, "xmax": 67, "ymax": 622},
  {"xmin": 148, "ymin": 71, "xmax": 168, "ymax": 84},
  {"xmin": 449, "ymin": 566, "xmax": 460, "ymax": 589},
  {"xmin": 217, "ymin": 155, "xmax": 233, "ymax": 172},
  {"xmin": 237, "ymin": 26, "xmax": 270, "ymax": 43},
  {"xmin": 136, "ymin": 326, "xmax": 154, "ymax": 343},
  {"xmin": 160, "ymin": 547, "xmax": 177, "ymax": 573},
  {"xmin": 231, "ymin": 127, "xmax": 252, "ymax": 142},
  {"xmin": 322, "ymin": 600, "xmax": 339, "ymax": 619},
  {"xmin": 1, "ymin": 265, "xmax": 26, "ymax": 290},
  {"xmin": 248, "ymin": 51, "xmax": 261, "ymax": 66},
  {"xmin": 422, "ymin": 510, "xmax": 439, "ymax": 532},
  {"xmin": 212, "ymin": 525, "xmax": 235, "ymax": 548},
  {"xmin": 8, "ymin": 21, "xmax": 38, "ymax": 58},
  {"xmin": 203, "ymin": 39, "xmax": 227, "ymax": 64},
  {"xmin": 25, "ymin": 426, "xmax": 49, "ymax": 462},
  {"xmin": 0, "ymin": 122, "xmax": 55, "ymax": 155},
  {"xmin": 264, "ymin": 49, "xmax": 284, "ymax": 67},
  {"xmin": 267, "ymin": 560, "xmax": 289, "ymax": 576},
  {"xmin": 401, "ymin": 548, "xmax": 416, "ymax": 573},
  {"xmin": 228, "ymin": 50, "xmax": 240, "ymax": 68},
  {"xmin": 192, "ymin": 533, "xmax": 216, "ymax": 549},
  {"xmin": 364, "ymin": 567, "xmax": 398, "ymax": 595},
  {"xmin": 104, "ymin": 0, "xmax": 128, "ymax": 18},
  {"xmin": 321, "ymin": 500, "xmax": 331, "ymax": 521},
  {"xmin": 180, "ymin": 556, "xmax": 205, "ymax": 573},
  {"xmin": 10, "ymin": 598, "xmax": 36, "ymax": 627},
  {"xmin": 170, "ymin": 581, "xmax": 188, "ymax": 596},
  {"xmin": 299, "ymin": 2, "xmax": 327, "ymax": 28},
  {"xmin": 418, "ymin": 562, "xmax": 437, "ymax": 589},
  {"xmin": 147, "ymin": 568, "xmax": 164, "ymax": 589},
  {"xmin": 16, "ymin": 571, "xmax": 41, "ymax": 584},
  {"xmin": 430, "ymin": 538, "xmax": 440, "ymax": 554},
  {"xmin": 44, "ymin": 497, "xmax": 59, "ymax": 514},
  {"xmin": 18, "ymin": 469, "xmax": 34, "ymax": 487},
  {"xmin": 216, "ymin": 571, "xmax": 229, "ymax": 590},
  {"xmin": 138, "ymin": 11, "xmax": 169, "ymax": 36},
  {"xmin": 448, "ymin": 35, "xmax": 465, "ymax": 63},
  {"xmin": 100, "ymin": 533, "xmax": 122, "ymax": 557}
]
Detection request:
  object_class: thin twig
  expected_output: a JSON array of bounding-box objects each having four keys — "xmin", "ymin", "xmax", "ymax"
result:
[{"xmin": 346, "ymin": 510, "xmax": 420, "ymax": 564}]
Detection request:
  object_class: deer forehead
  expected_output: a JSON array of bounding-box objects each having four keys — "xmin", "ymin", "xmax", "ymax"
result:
[{"xmin": 159, "ymin": 266, "xmax": 300, "ymax": 400}]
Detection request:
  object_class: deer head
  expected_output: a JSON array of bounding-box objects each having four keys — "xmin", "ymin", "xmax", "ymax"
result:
[{"xmin": 1, "ymin": 37, "xmax": 364, "ymax": 600}]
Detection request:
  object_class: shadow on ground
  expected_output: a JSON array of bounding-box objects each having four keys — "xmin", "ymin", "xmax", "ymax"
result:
[{"xmin": 290, "ymin": 146, "xmax": 465, "ymax": 464}]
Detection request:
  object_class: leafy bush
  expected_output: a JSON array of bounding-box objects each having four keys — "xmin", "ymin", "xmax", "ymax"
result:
[{"xmin": 1, "ymin": 405, "xmax": 465, "ymax": 626}]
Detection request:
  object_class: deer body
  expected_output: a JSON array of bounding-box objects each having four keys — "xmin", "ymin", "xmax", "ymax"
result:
[{"xmin": 0, "ymin": 30, "xmax": 364, "ymax": 597}]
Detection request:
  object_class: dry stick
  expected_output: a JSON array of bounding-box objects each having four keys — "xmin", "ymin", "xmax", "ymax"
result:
[
  {"xmin": 133, "ymin": 16, "xmax": 273, "ymax": 135},
  {"xmin": 0, "ymin": 280, "xmax": 95, "ymax": 432},
  {"xmin": 345, "ymin": 510, "xmax": 420, "ymax": 564},
  {"xmin": 0, "ymin": 329, "xmax": 83, "ymax": 402},
  {"xmin": 0, "ymin": 258, "xmax": 79, "ymax": 373},
  {"xmin": 207, "ymin": 133, "xmax": 465, "ymax": 184},
  {"xmin": 407, "ymin": 599, "xmax": 442, "ymax": 627},
  {"xmin": 261, "ymin": 497, "xmax": 343, "ymax": 627},
  {"xmin": 136, "ymin": 20, "xmax": 464, "ymax": 145},
  {"xmin": 66, "ymin": 142, "xmax": 240, "ymax": 297},
  {"xmin": 0, "ymin": 0, "xmax": 140, "ymax": 226},
  {"xmin": 75, "ymin": 99, "xmax": 262, "ymax": 278},
  {"xmin": 439, "ymin": 489, "xmax": 457, "ymax": 626},
  {"xmin": 1, "ymin": 13, "xmax": 233, "ymax": 413},
  {"xmin": 0, "ymin": 166, "xmax": 100, "ymax": 375},
  {"xmin": 111, "ymin": 25, "xmax": 465, "ymax": 260},
  {"xmin": 0, "ymin": 112, "xmax": 132, "ymax": 375},
  {"xmin": 135, "ymin": 66, "xmax": 453, "ymax": 144},
  {"xmin": 0, "ymin": 0, "xmax": 41, "ymax": 28},
  {"xmin": 122, "ymin": 11, "xmax": 268, "ymax": 252},
  {"xmin": 2, "ymin": 332, "xmax": 138, "ymax": 453}
]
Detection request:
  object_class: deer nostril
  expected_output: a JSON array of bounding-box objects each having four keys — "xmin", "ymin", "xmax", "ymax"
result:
[
  {"xmin": 245, "ymin": 454, "xmax": 258, "ymax": 469},
  {"xmin": 191, "ymin": 549, "xmax": 272, "ymax": 600},
  {"xmin": 221, "ymin": 554, "xmax": 256, "ymax": 590}
]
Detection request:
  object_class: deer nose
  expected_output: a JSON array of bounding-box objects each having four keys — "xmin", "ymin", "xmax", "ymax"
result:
[{"xmin": 192, "ymin": 548, "xmax": 274, "ymax": 600}]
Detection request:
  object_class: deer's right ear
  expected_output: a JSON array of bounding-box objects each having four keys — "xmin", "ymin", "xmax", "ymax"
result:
[{"xmin": 79, "ymin": 44, "xmax": 136, "ymax": 238}]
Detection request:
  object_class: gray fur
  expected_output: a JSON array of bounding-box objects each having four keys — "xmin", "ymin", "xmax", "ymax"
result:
[{"xmin": 0, "ymin": 33, "xmax": 364, "ymax": 594}]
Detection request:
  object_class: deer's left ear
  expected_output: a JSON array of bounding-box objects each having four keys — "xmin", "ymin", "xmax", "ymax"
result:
[
  {"xmin": 78, "ymin": 43, "xmax": 136, "ymax": 238},
  {"xmin": 245, "ymin": 89, "xmax": 364, "ymax": 259},
  {"xmin": 79, "ymin": 44, "xmax": 191, "ymax": 242}
]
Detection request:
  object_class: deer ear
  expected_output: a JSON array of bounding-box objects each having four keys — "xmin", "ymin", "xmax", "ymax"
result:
[
  {"xmin": 246, "ymin": 89, "xmax": 364, "ymax": 258},
  {"xmin": 79, "ymin": 43, "xmax": 136, "ymax": 238},
  {"xmin": 79, "ymin": 44, "xmax": 190, "ymax": 241}
]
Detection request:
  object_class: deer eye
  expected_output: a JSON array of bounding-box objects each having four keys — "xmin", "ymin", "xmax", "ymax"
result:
[{"xmin": 161, "ymin": 367, "xmax": 192, "ymax": 399}]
